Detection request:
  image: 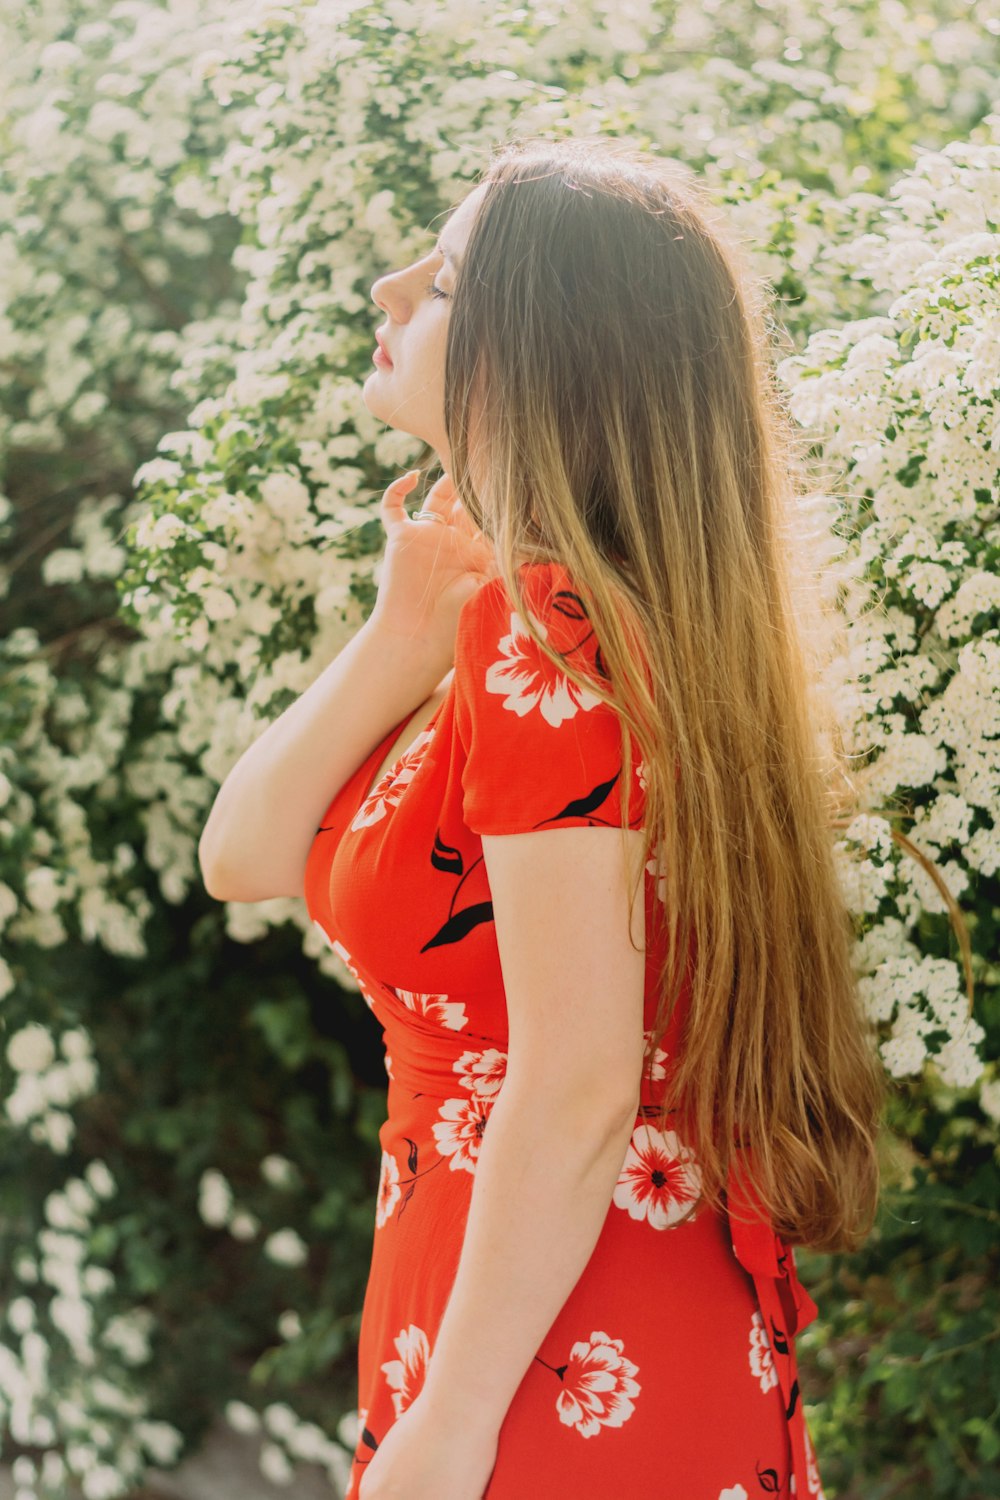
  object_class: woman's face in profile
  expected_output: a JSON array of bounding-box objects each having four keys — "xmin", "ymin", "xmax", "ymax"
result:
[{"xmin": 364, "ymin": 183, "xmax": 487, "ymax": 473}]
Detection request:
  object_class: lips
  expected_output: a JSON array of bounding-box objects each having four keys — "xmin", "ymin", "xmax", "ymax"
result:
[{"xmin": 375, "ymin": 330, "xmax": 393, "ymax": 365}]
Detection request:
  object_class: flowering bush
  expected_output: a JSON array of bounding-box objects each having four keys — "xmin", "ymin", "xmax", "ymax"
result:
[
  {"xmin": 778, "ymin": 129, "xmax": 1000, "ymax": 1098},
  {"xmin": 2, "ymin": 0, "xmax": 998, "ymax": 1496}
]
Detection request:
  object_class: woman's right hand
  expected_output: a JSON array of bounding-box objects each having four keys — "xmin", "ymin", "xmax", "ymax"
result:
[{"xmin": 367, "ymin": 469, "xmax": 499, "ymax": 675}]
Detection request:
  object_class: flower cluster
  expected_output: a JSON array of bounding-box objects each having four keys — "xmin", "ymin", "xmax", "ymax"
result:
[{"xmin": 777, "ymin": 128, "xmax": 1000, "ymax": 1096}]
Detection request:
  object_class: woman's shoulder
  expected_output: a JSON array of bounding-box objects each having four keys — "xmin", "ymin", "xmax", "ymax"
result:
[
  {"xmin": 459, "ymin": 558, "xmax": 597, "ymax": 639},
  {"xmin": 454, "ymin": 557, "xmax": 623, "ymax": 726}
]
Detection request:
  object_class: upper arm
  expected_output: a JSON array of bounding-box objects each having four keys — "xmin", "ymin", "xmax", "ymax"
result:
[
  {"xmin": 482, "ymin": 826, "xmax": 647, "ymax": 1110},
  {"xmin": 452, "ymin": 562, "xmax": 652, "ymax": 1109}
]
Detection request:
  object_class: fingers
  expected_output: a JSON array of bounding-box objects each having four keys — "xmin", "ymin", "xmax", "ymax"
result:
[
  {"xmin": 415, "ymin": 471, "xmax": 457, "ymax": 523},
  {"xmin": 379, "ymin": 469, "xmax": 422, "ymax": 520},
  {"xmin": 379, "ymin": 469, "xmax": 480, "ymax": 540}
]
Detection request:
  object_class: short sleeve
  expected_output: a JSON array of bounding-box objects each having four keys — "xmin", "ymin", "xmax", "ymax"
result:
[{"xmin": 453, "ymin": 562, "xmax": 647, "ymax": 837}]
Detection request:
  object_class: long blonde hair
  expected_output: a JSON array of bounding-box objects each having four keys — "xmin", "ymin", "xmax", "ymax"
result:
[{"xmin": 442, "ymin": 133, "xmax": 891, "ymax": 1253}]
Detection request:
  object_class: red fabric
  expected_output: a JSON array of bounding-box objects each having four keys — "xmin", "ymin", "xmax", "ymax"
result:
[{"xmin": 304, "ymin": 560, "xmax": 825, "ymax": 1500}]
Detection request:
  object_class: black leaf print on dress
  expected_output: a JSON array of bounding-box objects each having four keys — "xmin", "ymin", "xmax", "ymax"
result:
[
  {"xmin": 404, "ymin": 1137, "xmax": 418, "ymax": 1175},
  {"xmin": 551, "ymin": 588, "xmax": 590, "ymax": 622},
  {"xmin": 420, "ymin": 899, "xmax": 495, "ymax": 952},
  {"xmin": 756, "ymin": 1458, "xmax": 781, "ymax": 1493},
  {"xmin": 360, "ymin": 1426, "xmax": 378, "ymax": 1452},
  {"xmin": 785, "ymin": 1377, "xmax": 800, "ymax": 1420},
  {"xmin": 553, "ymin": 769, "xmax": 621, "ymax": 821},
  {"xmin": 397, "ymin": 1181, "xmax": 417, "ymax": 1219},
  {"xmin": 430, "ymin": 830, "xmax": 464, "ymax": 876},
  {"xmin": 770, "ymin": 1316, "xmax": 788, "ymax": 1357}
]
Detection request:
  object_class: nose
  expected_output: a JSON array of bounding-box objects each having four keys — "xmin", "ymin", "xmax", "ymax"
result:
[{"xmin": 371, "ymin": 267, "xmax": 412, "ymax": 322}]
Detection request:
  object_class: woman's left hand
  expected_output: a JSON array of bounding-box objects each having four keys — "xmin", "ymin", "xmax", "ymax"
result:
[{"xmin": 356, "ymin": 1390, "xmax": 500, "ymax": 1500}]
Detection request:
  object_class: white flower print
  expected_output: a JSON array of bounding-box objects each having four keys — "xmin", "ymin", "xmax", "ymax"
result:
[
  {"xmin": 718, "ymin": 1488, "xmax": 748, "ymax": 1500},
  {"xmin": 381, "ymin": 1323, "xmax": 430, "ymax": 1418},
  {"xmin": 805, "ymin": 1424, "xmax": 825, "ymax": 1497},
  {"xmin": 645, "ymin": 843, "xmax": 667, "ymax": 904},
  {"xmin": 350, "ymin": 727, "xmax": 436, "ymax": 831},
  {"xmin": 613, "ymin": 1124, "xmax": 702, "ymax": 1228},
  {"xmin": 375, "ymin": 1150, "xmax": 401, "ymax": 1228},
  {"xmin": 452, "ymin": 1046, "xmax": 508, "ymax": 1098},
  {"xmin": 315, "ymin": 933, "xmax": 379, "ymax": 1014},
  {"xmin": 641, "ymin": 1028, "xmax": 669, "ymax": 1082},
  {"xmin": 636, "ymin": 761, "xmax": 647, "ymax": 793},
  {"xmin": 486, "ymin": 609, "xmax": 603, "ymax": 727},
  {"xmin": 556, "ymin": 1330, "xmax": 640, "ymax": 1437},
  {"xmin": 311, "ymin": 917, "xmax": 335, "ymax": 949},
  {"xmin": 394, "ymin": 988, "xmax": 469, "ymax": 1032},
  {"xmin": 431, "ymin": 1093, "xmax": 494, "ymax": 1173},
  {"xmin": 748, "ymin": 1308, "xmax": 778, "ymax": 1394}
]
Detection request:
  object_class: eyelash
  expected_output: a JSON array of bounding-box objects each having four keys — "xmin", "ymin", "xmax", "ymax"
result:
[{"xmin": 428, "ymin": 281, "xmax": 450, "ymax": 300}]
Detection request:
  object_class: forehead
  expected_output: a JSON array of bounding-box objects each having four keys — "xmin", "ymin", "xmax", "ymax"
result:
[{"xmin": 442, "ymin": 183, "xmax": 489, "ymax": 244}]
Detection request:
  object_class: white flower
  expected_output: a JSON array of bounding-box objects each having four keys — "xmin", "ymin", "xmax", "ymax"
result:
[
  {"xmin": 202, "ymin": 585, "xmax": 238, "ymax": 622},
  {"xmin": 225, "ymin": 1400, "xmax": 261, "ymax": 1434},
  {"xmin": 277, "ymin": 1309, "xmax": 302, "ymax": 1340},
  {"xmin": 60, "ymin": 1028, "xmax": 93, "ymax": 1062},
  {"xmin": 934, "ymin": 1033, "xmax": 985, "ymax": 1090},
  {"xmin": 148, "ymin": 512, "xmax": 189, "ymax": 549},
  {"xmin": 7, "ymin": 1024, "xmax": 57, "ymax": 1074},
  {"xmin": 555, "ymin": 1329, "xmax": 641, "ymax": 1437},
  {"xmin": 198, "ymin": 1169, "xmax": 233, "ymax": 1228},
  {"xmin": 613, "ymin": 1125, "xmax": 701, "ymax": 1229},
  {"xmin": 394, "ymin": 988, "xmax": 469, "ymax": 1032},
  {"xmin": 263, "ymin": 1402, "xmax": 299, "ymax": 1438},
  {"xmin": 25, "ymin": 866, "xmax": 63, "ymax": 913},
  {"xmin": 133, "ymin": 457, "xmax": 186, "ymax": 489},
  {"xmin": 381, "ymin": 1324, "xmax": 432, "ymax": 1420},
  {"xmin": 0, "ymin": 957, "xmax": 15, "ymax": 1001},
  {"xmin": 452, "ymin": 1047, "xmax": 507, "ymax": 1099},
  {"xmin": 135, "ymin": 1419, "xmax": 184, "ymax": 1466},
  {"xmin": 486, "ymin": 608, "xmax": 602, "ymax": 727},
  {"xmin": 375, "ymin": 1150, "xmax": 401, "ymax": 1229},
  {"xmin": 259, "ymin": 1441, "xmax": 294, "ymax": 1485},
  {"xmin": 259, "ymin": 471, "xmax": 311, "ymax": 520},
  {"xmin": 431, "ymin": 1094, "xmax": 494, "ymax": 1174},
  {"xmin": 350, "ymin": 727, "xmax": 436, "ymax": 831},
  {"xmin": 978, "ymin": 1079, "xmax": 1000, "ymax": 1124},
  {"xmin": 748, "ymin": 1309, "xmax": 778, "ymax": 1394},
  {"xmin": 263, "ymin": 1228, "xmax": 308, "ymax": 1267},
  {"xmin": 260, "ymin": 1153, "xmax": 298, "ymax": 1189},
  {"xmin": 880, "ymin": 1034, "xmax": 928, "ymax": 1078},
  {"xmin": 229, "ymin": 1211, "xmax": 260, "ymax": 1240},
  {"xmin": 42, "ymin": 548, "xmax": 86, "ymax": 585}
]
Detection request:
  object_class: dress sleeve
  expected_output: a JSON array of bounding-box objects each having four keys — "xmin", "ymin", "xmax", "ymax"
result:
[{"xmin": 452, "ymin": 562, "xmax": 647, "ymax": 837}]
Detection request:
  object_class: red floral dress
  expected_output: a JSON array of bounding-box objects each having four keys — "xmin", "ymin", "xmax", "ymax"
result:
[{"xmin": 304, "ymin": 560, "xmax": 825, "ymax": 1500}]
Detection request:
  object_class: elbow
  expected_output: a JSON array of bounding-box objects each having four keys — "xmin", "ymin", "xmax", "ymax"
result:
[
  {"xmin": 198, "ymin": 835, "xmax": 229, "ymax": 902},
  {"xmin": 506, "ymin": 1067, "xmax": 640, "ymax": 1140}
]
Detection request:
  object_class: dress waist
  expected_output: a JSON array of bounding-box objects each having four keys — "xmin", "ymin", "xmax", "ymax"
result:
[{"xmin": 380, "ymin": 1004, "xmax": 670, "ymax": 1110}]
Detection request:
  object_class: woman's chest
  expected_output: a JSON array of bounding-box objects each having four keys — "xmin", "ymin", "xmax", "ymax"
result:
[
  {"xmin": 323, "ymin": 701, "xmax": 505, "ymax": 997},
  {"xmin": 359, "ymin": 671, "xmax": 454, "ymax": 806}
]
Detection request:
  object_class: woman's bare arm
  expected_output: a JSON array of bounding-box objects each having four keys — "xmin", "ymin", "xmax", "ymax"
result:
[
  {"xmin": 420, "ymin": 1074, "xmax": 638, "ymax": 1435},
  {"xmin": 419, "ymin": 825, "xmax": 647, "ymax": 1431},
  {"xmin": 198, "ymin": 618, "xmax": 445, "ymax": 904}
]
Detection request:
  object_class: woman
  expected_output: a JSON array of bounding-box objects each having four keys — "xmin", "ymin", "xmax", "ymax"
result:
[{"xmin": 200, "ymin": 136, "xmax": 886, "ymax": 1499}]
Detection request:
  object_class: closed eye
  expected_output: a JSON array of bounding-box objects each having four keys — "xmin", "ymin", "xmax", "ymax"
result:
[{"xmin": 428, "ymin": 281, "xmax": 450, "ymax": 300}]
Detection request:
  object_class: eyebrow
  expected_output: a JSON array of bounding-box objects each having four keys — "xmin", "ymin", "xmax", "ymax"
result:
[{"xmin": 436, "ymin": 238, "xmax": 462, "ymax": 272}]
